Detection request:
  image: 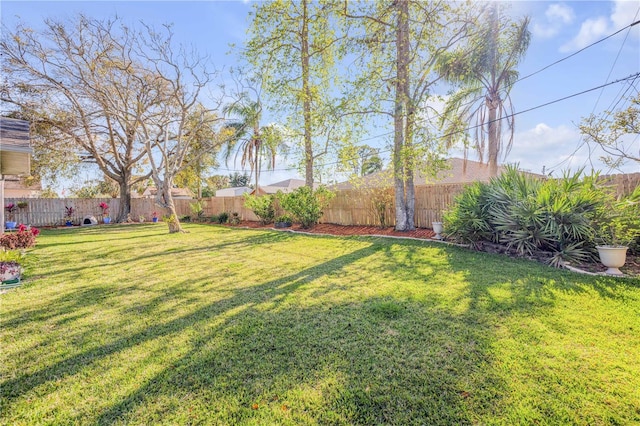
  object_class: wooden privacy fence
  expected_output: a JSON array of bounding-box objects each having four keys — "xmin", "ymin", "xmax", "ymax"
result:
[
  {"xmin": 4, "ymin": 198, "xmax": 122, "ymax": 227},
  {"xmin": 6, "ymin": 172, "xmax": 638, "ymax": 228},
  {"xmin": 2, "ymin": 197, "xmax": 255, "ymax": 227},
  {"xmin": 4, "ymin": 185, "xmax": 463, "ymax": 228}
]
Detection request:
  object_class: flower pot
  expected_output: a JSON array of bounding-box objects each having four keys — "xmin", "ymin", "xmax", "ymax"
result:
[
  {"xmin": 103, "ymin": 217, "xmax": 111, "ymax": 224},
  {"xmin": 275, "ymin": 222, "xmax": 292, "ymax": 229},
  {"xmin": 432, "ymin": 221, "xmax": 443, "ymax": 240},
  {"xmin": 152, "ymin": 217, "xmax": 158, "ymax": 223},
  {"xmin": 596, "ymin": 245, "xmax": 628, "ymax": 276},
  {"xmin": 0, "ymin": 261, "xmax": 22, "ymax": 283},
  {"xmin": 5, "ymin": 221, "xmax": 17, "ymax": 230},
  {"xmin": 65, "ymin": 221, "xmax": 73, "ymax": 227}
]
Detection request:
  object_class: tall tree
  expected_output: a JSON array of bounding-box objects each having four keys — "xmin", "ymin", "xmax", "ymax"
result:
[
  {"xmin": 437, "ymin": 4, "xmax": 531, "ymax": 177},
  {"xmin": 244, "ymin": 0, "xmax": 349, "ymax": 188},
  {"xmin": 345, "ymin": 1, "xmax": 472, "ymax": 230},
  {"xmin": 223, "ymin": 93, "xmax": 286, "ymax": 190},
  {"xmin": 1, "ymin": 16, "xmax": 161, "ymax": 222}
]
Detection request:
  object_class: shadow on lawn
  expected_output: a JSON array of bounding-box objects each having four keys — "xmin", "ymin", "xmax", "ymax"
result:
[
  {"xmin": 11, "ymin": 233, "xmax": 636, "ymax": 424},
  {"xmin": 0, "ymin": 244, "xmax": 378, "ymax": 404},
  {"xmin": 1, "ymin": 234, "xmax": 505, "ymax": 425}
]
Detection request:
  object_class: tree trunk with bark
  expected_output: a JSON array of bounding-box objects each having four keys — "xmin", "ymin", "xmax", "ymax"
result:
[
  {"xmin": 393, "ymin": 0, "xmax": 414, "ymax": 231},
  {"xmin": 302, "ymin": 0, "xmax": 314, "ymax": 188}
]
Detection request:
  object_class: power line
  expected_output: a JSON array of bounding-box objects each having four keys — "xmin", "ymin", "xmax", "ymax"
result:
[
  {"xmin": 219, "ymin": 72, "xmax": 640, "ymax": 173},
  {"xmin": 221, "ymin": 19, "xmax": 640, "ymax": 176},
  {"xmin": 589, "ymin": 7, "xmax": 640, "ymax": 115},
  {"xmin": 516, "ymin": 18, "xmax": 640, "ymax": 86}
]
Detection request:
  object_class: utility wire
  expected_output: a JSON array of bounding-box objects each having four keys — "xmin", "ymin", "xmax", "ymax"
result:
[
  {"xmin": 517, "ymin": 18, "xmax": 640, "ymax": 85},
  {"xmin": 589, "ymin": 7, "xmax": 640, "ymax": 115},
  {"xmin": 219, "ymin": 72, "xmax": 640, "ymax": 173},
  {"xmin": 222, "ymin": 20, "xmax": 640, "ymax": 175}
]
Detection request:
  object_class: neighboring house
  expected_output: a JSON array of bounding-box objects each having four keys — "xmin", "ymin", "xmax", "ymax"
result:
[
  {"xmin": 215, "ymin": 186, "xmax": 252, "ymax": 197},
  {"xmin": 142, "ymin": 187, "xmax": 194, "ymax": 199},
  {"xmin": 332, "ymin": 158, "xmax": 543, "ymax": 190},
  {"xmin": 3, "ymin": 177, "xmax": 42, "ymax": 198},
  {"xmin": 251, "ymin": 178, "xmax": 308, "ymax": 195},
  {"xmin": 1, "ymin": 117, "xmax": 33, "ymax": 177}
]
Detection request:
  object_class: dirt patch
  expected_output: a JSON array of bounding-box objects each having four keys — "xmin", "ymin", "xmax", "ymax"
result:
[{"xmin": 223, "ymin": 221, "xmax": 639, "ymax": 278}]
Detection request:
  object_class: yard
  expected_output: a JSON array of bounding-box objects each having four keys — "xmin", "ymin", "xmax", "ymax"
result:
[{"xmin": 1, "ymin": 224, "xmax": 639, "ymax": 425}]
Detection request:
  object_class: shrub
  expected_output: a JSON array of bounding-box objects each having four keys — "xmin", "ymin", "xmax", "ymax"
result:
[
  {"xmin": 443, "ymin": 182, "xmax": 494, "ymax": 245},
  {"xmin": 209, "ymin": 214, "xmax": 219, "ymax": 223},
  {"xmin": 369, "ymin": 187, "xmax": 394, "ymax": 228},
  {"xmin": 444, "ymin": 167, "xmax": 610, "ymax": 266},
  {"xmin": 189, "ymin": 201, "xmax": 205, "ymax": 221},
  {"xmin": 279, "ymin": 186, "xmax": 335, "ymax": 229},
  {"xmin": 217, "ymin": 212, "xmax": 229, "ymax": 224},
  {"xmin": 243, "ymin": 194, "xmax": 275, "ymax": 224},
  {"xmin": 0, "ymin": 224, "xmax": 40, "ymax": 250},
  {"xmin": 229, "ymin": 212, "xmax": 241, "ymax": 225},
  {"xmin": 595, "ymin": 185, "xmax": 640, "ymax": 251}
]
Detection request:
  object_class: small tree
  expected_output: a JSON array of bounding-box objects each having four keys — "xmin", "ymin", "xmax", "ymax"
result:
[
  {"xmin": 279, "ymin": 186, "xmax": 335, "ymax": 229},
  {"xmin": 243, "ymin": 194, "xmax": 275, "ymax": 224},
  {"xmin": 579, "ymin": 93, "xmax": 640, "ymax": 169}
]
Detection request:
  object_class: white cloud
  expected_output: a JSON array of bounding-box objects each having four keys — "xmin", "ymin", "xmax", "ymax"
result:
[
  {"xmin": 560, "ymin": 0, "xmax": 640, "ymax": 52},
  {"xmin": 547, "ymin": 3, "xmax": 575, "ymax": 24},
  {"xmin": 532, "ymin": 3, "xmax": 575, "ymax": 39},
  {"xmin": 561, "ymin": 16, "xmax": 610, "ymax": 51},
  {"xmin": 611, "ymin": 0, "xmax": 640, "ymax": 30},
  {"xmin": 508, "ymin": 123, "xmax": 579, "ymax": 173},
  {"xmin": 507, "ymin": 122, "xmax": 638, "ymax": 175}
]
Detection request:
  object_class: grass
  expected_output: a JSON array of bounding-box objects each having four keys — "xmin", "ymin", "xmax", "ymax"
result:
[{"xmin": 1, "ymin": 223, "xmax": 639, "ymax": 425}]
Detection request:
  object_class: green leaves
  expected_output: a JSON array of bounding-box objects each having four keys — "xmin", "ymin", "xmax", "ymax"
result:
[
  {"xmin": 444, "ymin": 166, "xmax": 618, "ymax": 266},
  {"xmin": 243, "ymin": 194, "xmax": 276, "ymax": 225},
  {"xmin": 278, "ymin": 186, "xmax": 335, "ymax": 229}
]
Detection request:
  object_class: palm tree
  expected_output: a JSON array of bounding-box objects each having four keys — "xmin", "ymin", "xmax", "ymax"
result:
[
  {"xmin": 223, "ymin": 94, "xmax": 286, "ymax": 190},
  {"xmin": 438, "ymin": 4, "xmax": 531, "ymax": 177}
]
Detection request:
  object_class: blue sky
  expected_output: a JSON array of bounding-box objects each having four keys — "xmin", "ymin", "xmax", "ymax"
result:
[{"xmin": 2, "ymin": 1, "xmax": 639, "ymax": 191}]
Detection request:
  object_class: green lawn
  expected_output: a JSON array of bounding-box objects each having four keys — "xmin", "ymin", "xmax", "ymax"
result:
[{"xmin": 2, "ymin": 224, "xmax": 639, "ymax": 425}]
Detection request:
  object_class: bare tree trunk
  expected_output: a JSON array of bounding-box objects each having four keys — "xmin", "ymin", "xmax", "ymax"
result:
[
  {"xmin": 488, "ymin": 101, "xmax": 499, "ymax": 177},
  {"xmin": 165, "ymin": 201, "xmax": 182, "ymax": 233},
  {"xmin": 302, "ymin": 0, "xmax": 314, "ymax": 188},
  {"xmin": 406, "ymin": 167, "xmax": 416, "ymax": 231},
  {"xmin": 157, "ymin": 179, "xmax": 184, "ymax": 233},
  {"xmin": 116, "ymin": 179, "xmax": 131, "ymax": 223},
  {"xmin": 394, "ymin": 0, "xmax": 411, "ymax": 231}
]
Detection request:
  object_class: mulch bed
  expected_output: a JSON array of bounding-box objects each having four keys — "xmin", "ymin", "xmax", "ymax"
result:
[{"xmin": 226, "ymin": 221, "xmax": 639, "ymax": 278}]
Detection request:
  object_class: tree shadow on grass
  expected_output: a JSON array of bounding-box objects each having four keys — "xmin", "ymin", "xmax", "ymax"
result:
[
  {"xmin": 0, "ymin": 244, "xmax": 380, "ymax": 409},
  {"xmin": 90, "ymin": 294, "xmax": 502, "ymax": 425}
]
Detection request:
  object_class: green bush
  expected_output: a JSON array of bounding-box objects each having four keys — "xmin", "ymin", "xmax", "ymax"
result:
[
  {"xmin": 243, "ymin": 194, "xmax": 275, "ymax": 224},
  {"xmin": 229, "ymin": 212, "xmax": 241, "ymax": 225},
  {"xmin": 217, "ymin": 212, "xmax": 229, "ymax": 224},
  {"xmin": 189, "ymin": 201, "xmax": 205, "ymax": 221},
  {"xmin": 279, "ymin": 186, "xmax": 335, "ymax": 229},
  {"xmin": 595, "ymin": 185, "xmax": 640, "ymax": 252},
  {"xmin": 444, "ymin": 166, "xmax": 611, "ymax": 266}
]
